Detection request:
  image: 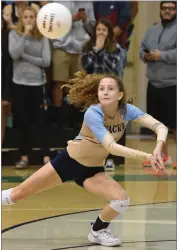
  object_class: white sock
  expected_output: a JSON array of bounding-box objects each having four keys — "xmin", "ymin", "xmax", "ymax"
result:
[{"xmin": 2, "ymin": 188, "xmax": 15, "ymax": 205}]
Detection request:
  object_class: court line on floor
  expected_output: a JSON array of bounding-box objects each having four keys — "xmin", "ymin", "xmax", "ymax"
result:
[
  {"xmin": 2, "ymin": 201, "xmax": 176, "ymax": 234},
  {"xmin": 50, "ymin": 239, "xmax": 176, "ymax": 250},
  {"xmin": 68, "ymin": 219, "xmax": 176, "ymax": 225},
  {"xmin": 3, "ymin": 202, "xmax": 175, "ymax": 212},
  {"xmin": 2, "ymin": 173, "xmax": 177, "ymax": 183}
]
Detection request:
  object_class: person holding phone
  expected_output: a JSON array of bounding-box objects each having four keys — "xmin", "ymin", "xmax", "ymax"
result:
[
  {"xmin": 51, "ymin": 1, "xmax": 95, "ymax": 127},
  {"xmin": 78, "ymin": 8, "xmax": 86, "ymax": 20},
  {"xmin": 93, "ymin": 1, "xmax": 138, "ymax": 51},
  {"xmin": 140, "ymin": 1, "xmax": 176, "ymax": 168}
]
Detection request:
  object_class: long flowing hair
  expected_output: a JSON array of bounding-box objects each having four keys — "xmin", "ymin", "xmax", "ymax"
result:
[
  {"xmin": 15, "ymin": 6, "xmax": 43, "ymax": 40},
  {"xmin": 84, "ymin": 18, "xmax": 117, "ymax": 53},
  {"xmin": 64, "ymin": 72, "xmax": 134, "ymax": 114}
]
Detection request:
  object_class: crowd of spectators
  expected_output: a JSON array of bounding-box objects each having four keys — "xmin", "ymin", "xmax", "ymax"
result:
[
  {"xmin": 2, "ymin": 0, "xmax": 136, "ymax": 168},
  {"xmin": 2, "ymin": 1, "xmax": 175, "ymax": 169}
]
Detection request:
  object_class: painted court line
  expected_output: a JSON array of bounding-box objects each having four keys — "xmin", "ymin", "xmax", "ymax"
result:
[{"xmin": 69, "ymin": 219, "xmax": 176, "ymax": 225}]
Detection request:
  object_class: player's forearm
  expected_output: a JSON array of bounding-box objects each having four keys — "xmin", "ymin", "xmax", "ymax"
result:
[
  {"xmin": 156, "ymin": 125, "xmax": 168, "ymax": 144},
  {"xmin": 109, "ymin": 142, "xmax": 152, "ymax": 161},
  {"xmin": 155, "ymin": 140, "xmax": 164, "ymax": 152},
  {"xmin": 102, "ymin": 133, "xmax": 152, "ymax": 162},
  {"xmin": 135, "ymin": 114, "xmax": 168, "ymax": 144}
]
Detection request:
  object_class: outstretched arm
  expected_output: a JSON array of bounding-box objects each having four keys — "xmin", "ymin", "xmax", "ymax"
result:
[
  {"xmin": 135, "ymin": 114, "xmax": 168, "ymax": 145},
  {"xmin": 84, "ymin": 105, "xmax": 164, "ymax": 171},
  {"xmin": 85, "ymin": 107, "xmax": 152, "ymax": 162},
  {"xmin": 102, "ymin": 132, "xmax": 152, "ymax": 162},
  {"xmin": 124, "ymin": 104, "xmax": 168, "ymax": 166},
  {"xmin": 135, "ymin": 114, "xmax": 168, "ymax": 165}
]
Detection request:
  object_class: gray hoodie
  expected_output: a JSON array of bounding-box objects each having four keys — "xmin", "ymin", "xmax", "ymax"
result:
[
  {"xmin": 140, "ymin": 18, "xmax": 176, "ymax": 88},
  {"xmin": 52, "ymin": 1, "xmax": 95, "ymax": 54}
]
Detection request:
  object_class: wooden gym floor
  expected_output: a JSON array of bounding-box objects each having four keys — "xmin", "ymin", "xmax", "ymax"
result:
[{"xmin": 2, "ymin": 138, "xmax": 177, "ymax": 250}]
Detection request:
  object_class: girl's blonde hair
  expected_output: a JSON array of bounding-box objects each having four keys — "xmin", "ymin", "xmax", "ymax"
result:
[
  {"xmin": 16, "ymin": 6, "xmax": 43, "ymax": 40},
  {"xmin": 64, "ymin": 72, "xmax": 134, "ymax": 114}
]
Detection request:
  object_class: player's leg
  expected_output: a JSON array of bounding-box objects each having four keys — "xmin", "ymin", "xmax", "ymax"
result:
[
  {"xmin": 2, "ymin": 162, "xmax": 63, "ymax": 205},
  {"xmin": 84, "ymin": 172, "xmax": 130, "ymax": 246}
]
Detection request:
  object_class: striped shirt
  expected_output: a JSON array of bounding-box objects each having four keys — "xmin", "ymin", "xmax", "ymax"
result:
[{"xmin": 82, "ymin": 44, "xmax": 126, "ymax": 77}]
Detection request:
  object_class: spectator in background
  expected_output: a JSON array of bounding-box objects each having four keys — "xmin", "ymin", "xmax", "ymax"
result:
[
  {"xmin": 93, "ymin": 2, "xmax": 137, "ymax": 170},
  {"xmin": 3, "ymin": 0, "xmax": 39, "ymax": 29},
  {"xmin": 51, "ymin": 1, "xmax": 95, "ymax": 127},
  {"xmin": 82, "ymin": 19, "xmax": 127, "ymax": 171},
  {"xmin": 82, "ymin": 19, "xmax": 126, "ymax": 78},
  {"xmin": 1, "ymin": 16, "xmax": 13, "ymax": 145},
  {"xmin": 39, "ymin": 1, "xmax": 48, "ymax": 8},
  {"xmin": 93, "ymin": 1, "xmax": 138, "ymax": 169},
  {"xmin": 93, "ymin": 1, "xmax": 138, "ymax": 51},
  {"xmin": 32, "ymin": 1, "xmax": 48, "ymax": 8},
  {"xmin": 9, "ymin": 6, "xmax": 51, "ymax": 169},
  {"xmin": 140, "ymin": 1, "xmax": 176, "ymax": 168}
]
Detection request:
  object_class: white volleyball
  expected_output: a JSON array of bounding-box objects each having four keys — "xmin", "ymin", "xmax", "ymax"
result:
[{"xmin": 37, "ymin": 3, "xmax": 72, "ymax": 39}]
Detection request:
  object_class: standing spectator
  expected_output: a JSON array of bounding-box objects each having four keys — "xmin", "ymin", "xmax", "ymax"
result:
[
  {"xmin": 38, "ymin": 1, "xmax": 48, "ymax": 8},
  {"xmin": 32, "ymin": 1, "xmax": 48, "ymax": 8},
  {"xmin": 93, "ymin": 1, "xmax": 138, "ymax": 51},
  {"xmin": 82, "ymin": 19, "xmax": 126, "ymax": 78},
  {"xmin": 140, "ymin": 1, "xmax": 176, "ymax": 168},
  {"xmin": 9, "ymin": 6, "xmax": 51, "ymax": 169},
  {"xmin": 1, "ymin": 16, "xmax": 13, "ymax": 144},
  {"xmin": 3, "ymin": 1, "xmax": 39, "ymax": 29},
  {"xmin": 93, "ymin": 1, "xmax": 138, "ymax": 169},
  {"xmin": 82, "ymin": 19, "xmax": 127, "ymax": 170},
  {"xmin": 51, "ymin": 1, "xmax": 95, "ymax": 126}
]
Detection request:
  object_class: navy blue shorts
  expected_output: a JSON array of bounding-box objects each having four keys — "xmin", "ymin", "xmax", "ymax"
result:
[{"xmin": 50, "ymin": 149, "xmax": 104, "ymax": 187}]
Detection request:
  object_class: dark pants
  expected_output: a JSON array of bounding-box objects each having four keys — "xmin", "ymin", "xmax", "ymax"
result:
[
  {"xmin": 11, "ymin": 83, "xmax": 49, "ymax": 156},
  {"xmin": 147, "ymin": 82, "xmax": 176, "ymax": 129}
]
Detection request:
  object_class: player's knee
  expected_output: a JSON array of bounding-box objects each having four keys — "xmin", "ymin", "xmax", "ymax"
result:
[{"xmin": 110, "ymin": 197, "xmax": 130, "ymax": 214}]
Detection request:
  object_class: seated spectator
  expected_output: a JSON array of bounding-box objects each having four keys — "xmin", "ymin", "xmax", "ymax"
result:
[
  {"xmin": 9, "ymin": 6, "xmax": 51, "ymax": 169},
  {"xmin": 82, "ymin": 19, "xmax": 126, "ymax": 78},
  {"xmin": 3, "ymin": 1, "xmax": 39, "ymax": 29},
  {"xmin": 1, "ymin": 16, "xmax": 13, "ymax": 144}
]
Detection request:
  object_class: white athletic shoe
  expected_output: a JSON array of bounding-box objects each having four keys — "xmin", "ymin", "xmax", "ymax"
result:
[
  {"xmin": 105, "ymin": 159, "xmax": 115, "ymax": 171},
  {"xmin": 88, "ymin": 223, "xmax": 121, "ymax": 247}
]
